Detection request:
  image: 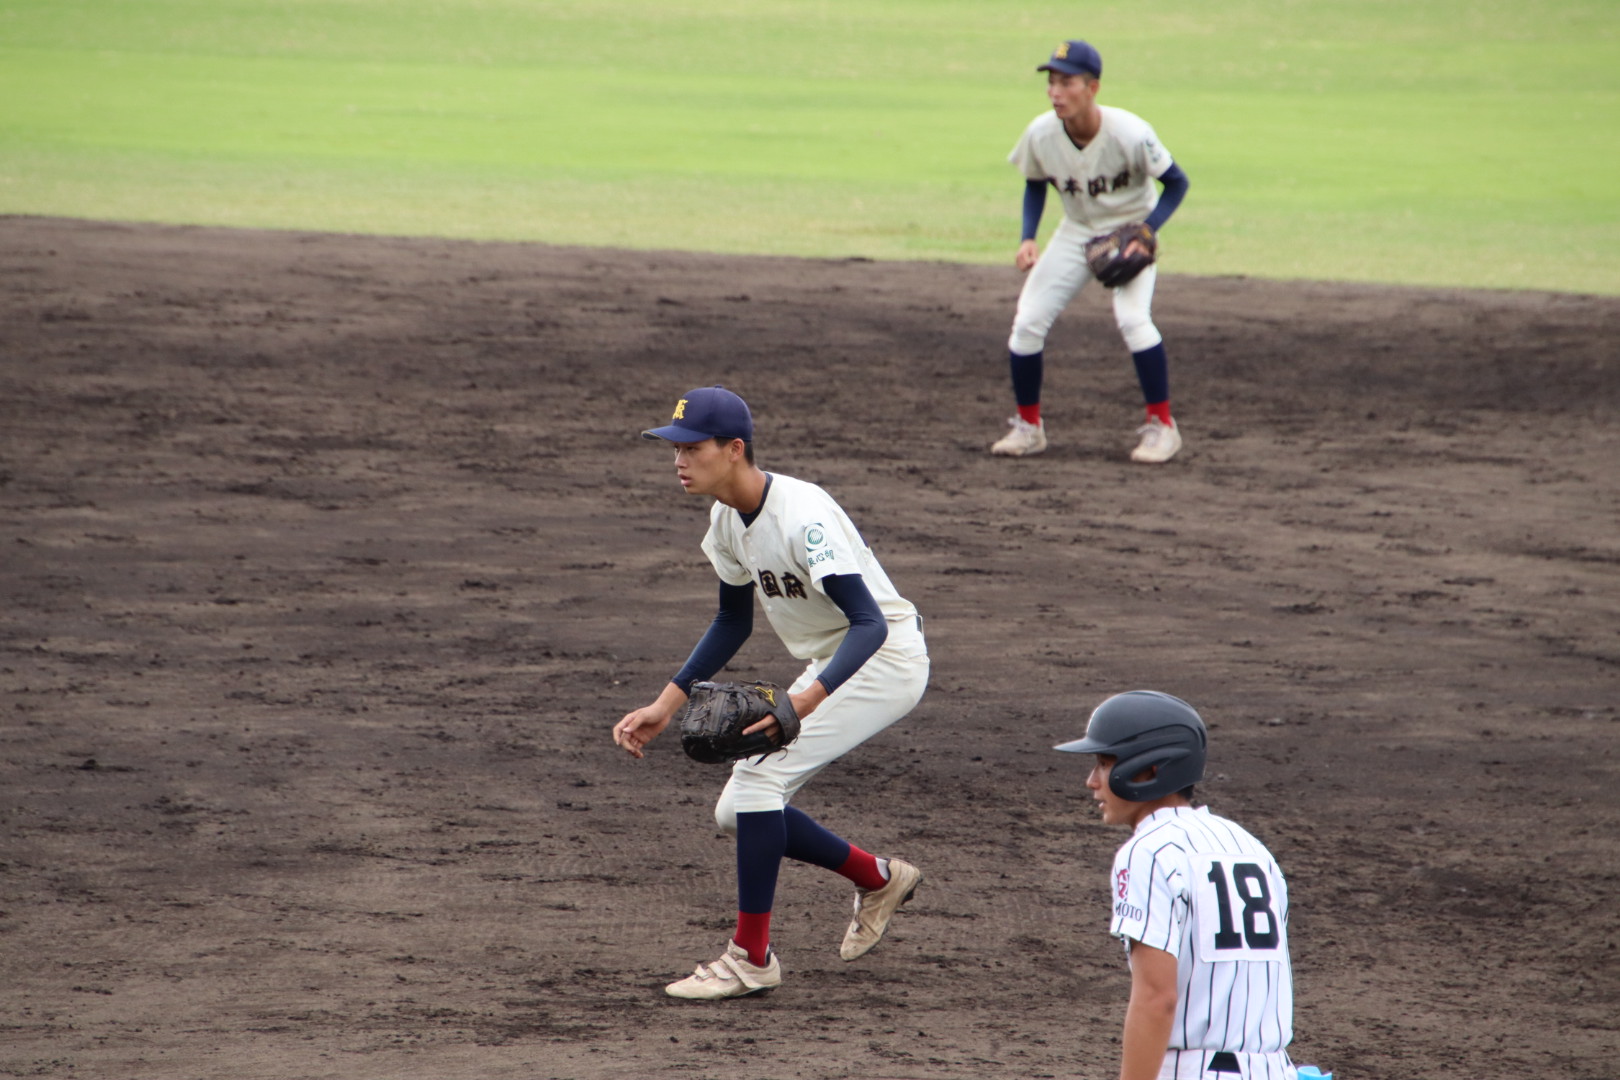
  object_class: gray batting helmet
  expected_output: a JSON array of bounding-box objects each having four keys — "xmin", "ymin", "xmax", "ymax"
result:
[{"xmin": 1054, "ymin": 690, "xmax": 1207, "ymax": 801}]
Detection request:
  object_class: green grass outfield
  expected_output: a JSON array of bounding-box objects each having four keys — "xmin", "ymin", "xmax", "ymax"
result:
[{"xmin": 2, "ymin": 0, "xmax": 1617, "ymax": 294}]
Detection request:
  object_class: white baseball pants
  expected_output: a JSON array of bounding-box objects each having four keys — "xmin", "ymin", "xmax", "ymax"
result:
[
  {"xmin": 714, "ymin": 616, "xmax": 929, "ymax": 830},
  {"xmin": 1008, "ymin": 216, "xmax": 1162, "ymax": 356}
]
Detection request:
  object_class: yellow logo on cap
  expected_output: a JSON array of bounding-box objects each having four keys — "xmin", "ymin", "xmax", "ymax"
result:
[
  {"xmin": 673, "ymin": 398, "xmax": 688, "ymax": 419},
  {"xmin": 1055, "ymin": 42, "xmax": 1069, "ymax": 58}
]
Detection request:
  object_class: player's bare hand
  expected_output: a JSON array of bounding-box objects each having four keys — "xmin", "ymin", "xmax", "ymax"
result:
[
  {"xmin": 1015, "ymin": 239, "xmax": 1040, "ymax": 272},
  {"xmin": 740, "ymin": 716, "xmax": 782, "ymax": 743},
  {"xmin": 613, "ymin": 706, "xmax": 671, "ymax": 758},
  {"xmin": 738, "ymin": 683, "xmax": 822, "ymax": 742},
  {"xmin": 615, "ymin": 684, "xmax": 690, "ymax": 758}
]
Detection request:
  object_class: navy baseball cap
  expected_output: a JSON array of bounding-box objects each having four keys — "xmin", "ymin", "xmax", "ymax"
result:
[
  {"xmin": 1038, "ymin": 39, "xmax": 1103, "ymax": 79},
  {"xmin": 641, "ymin": 385, "xmax": 754, "ymax": 443}
]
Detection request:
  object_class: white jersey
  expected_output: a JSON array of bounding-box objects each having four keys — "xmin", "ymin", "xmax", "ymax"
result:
[
  {"xmin": 1009, "ymin": 106, "xmax": 1173, "ymax": 234},
  {"xmin": 701, "ymin": 473, "xmax": 917, "ymax": 662},
  {"xmin": 1109, "ymin": 806, "xmax": 1294, "ymax": 1065}
]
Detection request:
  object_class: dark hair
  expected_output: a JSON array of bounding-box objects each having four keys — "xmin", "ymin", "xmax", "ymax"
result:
[{"xmin": 714, "ymin": 435, "xmax": 755, "ymax": 464}]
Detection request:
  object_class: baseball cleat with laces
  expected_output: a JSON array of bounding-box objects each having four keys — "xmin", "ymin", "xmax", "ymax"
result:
[{"xmin": 840, "ymin": 858, "xmax": 923, "ymax": 960}]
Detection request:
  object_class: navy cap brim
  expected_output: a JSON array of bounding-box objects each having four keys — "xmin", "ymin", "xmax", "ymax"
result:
[
  {"xmin": 1038, "ymin": 61, "xmax": 1098, "ymax": 77},
  {"xmin": 642, "ymin": 423, "xmax": 717, "ymax": 443}
]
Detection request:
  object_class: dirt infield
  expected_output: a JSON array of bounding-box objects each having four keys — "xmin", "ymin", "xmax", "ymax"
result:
[{"xmin": 2, "ymin": 216, "xmax": 1617, "ymax": 1080}]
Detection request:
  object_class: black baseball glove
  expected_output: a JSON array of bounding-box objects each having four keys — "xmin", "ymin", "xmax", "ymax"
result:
[
  {"xmin": 679, "ymin": 680, "xmax": 801, "ymax": 764},
  {"xmin": 1084, "ymin": 222, "xmax": 1157, "ymax": 288}
]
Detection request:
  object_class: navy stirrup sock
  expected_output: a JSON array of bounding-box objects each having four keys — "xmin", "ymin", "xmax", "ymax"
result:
[
  {"xmin": 735, "ymin": 810, "xmax": 787, "ymax": 912},
  {"xmin": 1131, "ymin": 343, "xmax": 1169, "ymax": 406},
  {"xmin": 784, "ymin": 806, "xmax": 886, "ymax": 890},
  {"xmin": 1009, "ymin": 350, "xmax": 1044, "ymax": 408},
  {"xmin": 782, "ymin": 805, "xmax": 852, "ymax": 870},
  {"xmin": 733, "ymin": 810, "xmax": 787, "ymax": 966}
]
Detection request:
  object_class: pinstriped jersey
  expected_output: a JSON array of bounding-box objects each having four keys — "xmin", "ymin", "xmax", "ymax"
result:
[{"xmin": 1109, "ymin": 805, "xmax": 1294, "ymax": 1055}]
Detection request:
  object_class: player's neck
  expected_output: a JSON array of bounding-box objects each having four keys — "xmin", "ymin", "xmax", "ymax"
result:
[
  {"xmin": 1063, "ymin": 107, "xmax": 1102, "ymax": 145},
  {"xmin": 715, "ymin": 464, "xmax": 769, "ymax": 514}
]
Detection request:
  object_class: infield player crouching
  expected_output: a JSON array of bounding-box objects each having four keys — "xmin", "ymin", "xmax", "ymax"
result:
[
  {"xmin": 992, "ymin": 39, "xmax": 1192, "ymax": 464},
  {"xmin": 1056, "ymin": 692, "xmax": 1303, "ymax": 1080},
  {"xmin": 615, "ymin": 385, "xmax": 929, "ymax": 1000}
]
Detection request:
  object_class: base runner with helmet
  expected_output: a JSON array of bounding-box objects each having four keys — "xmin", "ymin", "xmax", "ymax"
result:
[
  {"xmin": 615, "ymin": 385, "xmax": 930, "ymax": 1000},
  {"xmin": 1056, "ymin": 692, "xmax": 1300, "ymax": 1080},
  {"xmin": 991, "ymin": 39, "xmax": 1192, "ymax": 463}
]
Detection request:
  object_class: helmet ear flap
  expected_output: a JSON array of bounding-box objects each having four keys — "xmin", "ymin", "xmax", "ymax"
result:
[{"xmin": 1110, "ymin": 745, "xmax": 1196, "ymax": 801}]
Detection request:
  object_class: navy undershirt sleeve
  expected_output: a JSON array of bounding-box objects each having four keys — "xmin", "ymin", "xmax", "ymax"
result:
[
  {"xmin": 1144, "ymin": 162, "xmax": 1189, "ymax": 233},
  {"xmin": 1021, "ymin": 179, "xmax": 1048, "ymax": 242},
  {"xmin": 671, "ymin": 580, "xmax": 755, "ymax": 693},
  {"xmin": 815, "ymin": 573, "xmax": 888, "ymax": 694}
]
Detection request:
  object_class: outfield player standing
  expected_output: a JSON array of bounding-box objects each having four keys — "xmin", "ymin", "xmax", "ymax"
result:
[
  {"xmin": 991, "ymin": 39, "xmax": 1191, "ymax": 463},
  {"xmin": 615, "ymin": 385, "xmax": 929, "ymax": 1000},
  {"xmin": 1056, "ymin": 691, "xmax": 1299, "ymax": 1080}
]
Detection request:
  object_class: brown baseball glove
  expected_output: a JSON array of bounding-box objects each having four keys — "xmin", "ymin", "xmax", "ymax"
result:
[{"xmin": 1084, "ymin": 222, "xmax": 1157, "ymax": 288}]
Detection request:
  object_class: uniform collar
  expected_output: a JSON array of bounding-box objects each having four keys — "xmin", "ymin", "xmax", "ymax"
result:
[
  {"xmin": 1134, "ymin": 802, "xmax": 1201, "ymax": 832},
  {"xmin": 738, "ymin": 473, "xmax": 773, "ymax": 528}
]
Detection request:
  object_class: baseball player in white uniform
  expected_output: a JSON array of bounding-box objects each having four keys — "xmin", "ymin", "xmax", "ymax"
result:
[
  {"xmin": 1056, "ymin": 691, "xmax": 1299, "ymax": 1080},
  {"xmin": 615, "ymin": 385, "xmax": 930, "ymax": 1000},
  {"xmin": 992, "ymin": 39, "xmax": 1191, "ymax": 463}
]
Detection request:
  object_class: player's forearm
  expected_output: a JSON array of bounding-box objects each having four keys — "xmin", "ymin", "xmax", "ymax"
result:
[
  {"xmin": 671, "ymin": 580, "xmax": 755, "ymax": 691},
  {"xmin": 814, "ymin": 573, "xmax": 887, "ymax": 693},
  {"xmin": 1118, "ymin": 944, "xmax": 1179, "ymax": 1080},
  {"xmin": 789, "ymin": 680, "xmax": 829, "ymax": 719},
  {"xmin": 1021, "ymin": 179, "xmax": 1048, "ymax": 241},
  {"xmin": 649, "ymin": 681, "xmax": 690, "ymax": 718},
  {"xmin": 1118, "ymin": 997, "xmax": 1176, "ymax": 1080},
  {"xmin": 1143, "ymin": 163, "xmax": 1189, "ymax": 232}
]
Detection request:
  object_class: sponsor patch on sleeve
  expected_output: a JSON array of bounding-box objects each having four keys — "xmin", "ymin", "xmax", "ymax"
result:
[{"xmin": 805, "ymin": 522, "xmax": 841, "ymax": 571}]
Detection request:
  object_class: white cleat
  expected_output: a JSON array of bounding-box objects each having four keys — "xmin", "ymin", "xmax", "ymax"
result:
[
  {"xmin": 990, "ymin": 416, "xmax": 1048, "ymax": 457},
  {"xmin": 664, "ymin": 941, "xmax": 781, "ymax": 1000},
  {"xmin": 840, "ymin": 858, "xmax": 923, "ymax": 961},
  {"xmin": 1130, "ymin": 417, "xmax": 1182, "ymax": 463}
]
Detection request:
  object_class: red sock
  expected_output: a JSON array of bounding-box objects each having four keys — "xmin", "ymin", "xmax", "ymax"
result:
[
  {"xmin": 733, "ymin": 911, "xmax": 772, "ymax": 967},
  {"xmin": 1017, "ymin": 403, "xmax": 1042, "ymax": 426},
  {"xmin": 835, "ymin": 846, "xmax": 889, "ymax": 892},
  {"xmin": 1146, "ymin": 401, "xmax": 1173, "ymax": 426}
]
